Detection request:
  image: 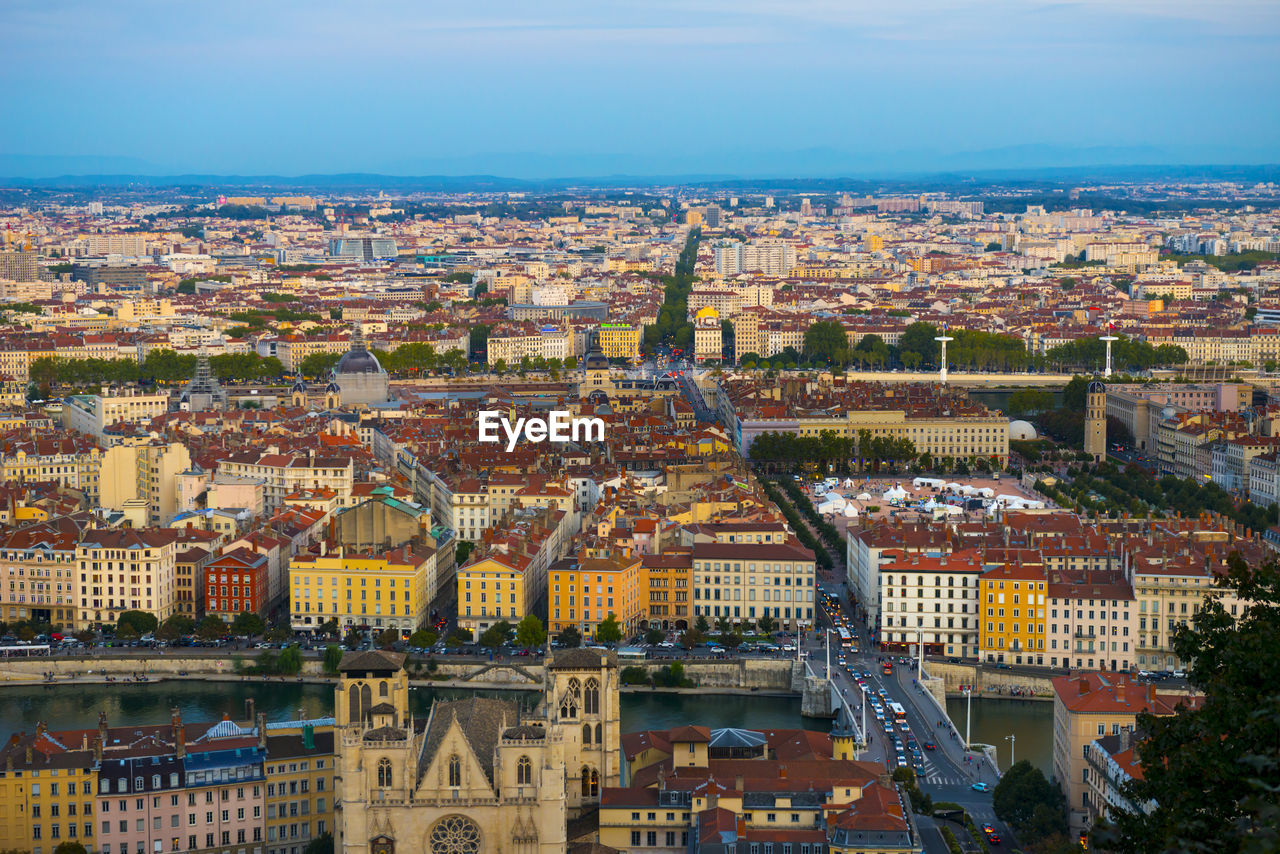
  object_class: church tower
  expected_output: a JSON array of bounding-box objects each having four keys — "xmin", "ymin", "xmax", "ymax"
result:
[
  {"xmin": 545, "ymin": 648, "xmax": 621, "ymax": 817},
  {"xmin": 1084, "ymin": 380, "xmax": 1106, "ymax": 462}
]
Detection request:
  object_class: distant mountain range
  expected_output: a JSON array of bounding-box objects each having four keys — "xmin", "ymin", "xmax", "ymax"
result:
[{"xmin": 1, "ymin": 146, "xmax": 1277, "ymax": 190}]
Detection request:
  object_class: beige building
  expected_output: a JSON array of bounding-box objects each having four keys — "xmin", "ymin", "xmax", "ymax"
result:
[
  {"xmin": 61, "ymin": 389, "xmax": 171, "ymax": 442},
  {"xmin": 101, "ymin": 440, "xmax": 193, "ymax": 526},
  {"xmin": 692, "ymin": 305, "xmax": 722, "ymax": 364},
  {"xmin": 691, "ymin": 538, "xmax": 818, "ymax": 630},
  {"xmin": 217, "ymin": 451, "xmax": 354, "ymax": 514},
  {"xmin": 333, "ymin": 648, "xmax": 619, "ymax": 854},
  {"xmin": 75, "ymin": 527, "xmax": 181, "ymax": 628},
  {"xmin": 0, "ymin": 438, "xmax": 103, "ymax": 501},
  {"xmin": 1052, "ymin": 672, "xmax": 1188, "ymax": 833},
  {"xmin": 1046, "ymin": 570, "xmax": 1136, "ymax": 672},
  {"xmin": 0, "ymin": 516, "xmax": 85, "ymax": 628}
]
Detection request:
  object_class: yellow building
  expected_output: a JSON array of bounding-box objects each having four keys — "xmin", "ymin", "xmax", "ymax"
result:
[
  {"xmin": 597, "ymin": 322, "xmax": 643, "ymax": 361},
  {"xmin": 641, "ymin": 549, "xmax": 691, "ymax": 630},
  {"xmin": 0, "ymin": 725, "xmax": 97, "ymax": 853},
  {"xmin": 265, "ymin": 724, "xmax": 336, "ymax": 854},
  {"xmin": 100, "ymin": 440, "xmax": 193, "ymax": 527},
  {"xmin": 456, "ymin": 552, "xmax": 530, "ymax": 631},
  {"xmin": 693, "ymin": 305, "xmax": 722, "ymax": 364},
  {"xmin": 288, "ymin": 544, "xmax": 440, "ymax": 635},
  {"xmin": 979, "ymin": 562, "xmax": 1048, "ymax": 665},
  {"xmin": 549, "ymin": 554, "xmax": 644, "ymax": 637}
]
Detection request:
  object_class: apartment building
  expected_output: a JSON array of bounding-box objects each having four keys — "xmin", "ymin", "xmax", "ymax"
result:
[
  {"xmin": 217, "ymin": 452, "xmax": 354, "ymax": 515},
  {"xmin": 456, "ymin": 507, "xmax": 574, "ymax": 634},
  {"xmin": 205, "ymin": 548, "xmax": 271, "ymax": 622},
  {"xmin": 0, "ymin": 516, "xmax": 84, "ymax": 628},
  {"xmin": 62, "ymin": 390, "xmax": 171, "ymax": 442},
  {"xmin": 0, "ymin": 437, "xmax": 104, "ymax": 501},
  {"xmin": 640, "ymin": 548, "xmax": 691, "ymax": 630},
  {"xmin": 847, "ymin": 522, "xmax": 952, "ymax": 630},
  {"xmin": 690, "ymin": 538, "xmax": 817, "ymax": 629},
  {"xmin": 978, "ymin": 561, "xmax": 1048, "ymax": 666},
  {"xmin": 877, "ymin": 548, "xmax": 983, "ymax": 659},
  {"xmin": 597, "ymin": 322, "xmax": 643, "ymax": 361},
  {"xmin": 101, "ymin": 441, "xmax": 194, "ymax": 527},
  {"xmin": 1052, "ymin": 672, "xmax": 1188, "ymax": 833},
  {"xmin": 288, "ymin": 543, "xmax": 442, "ymax": 635},
  {"xmin": 1045, "ymin": 570, "xmax": 1136, "ymax": 672},
  {"xmin": 75, "ymin": 528, "xmax": 181, "ymax": 629},
  {"xmin": 0, "ymin": 722, "xmax": 97, "ymax": 854},
  {"xmin": 548, "ymin": 553, "xmax": 644, "ymax": 637},
  {"xmin": 264, "ymin": 726, "xmax": 335, "ymax": 854}
]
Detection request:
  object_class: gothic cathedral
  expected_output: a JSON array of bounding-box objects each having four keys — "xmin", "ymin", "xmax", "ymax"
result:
[{"xmin": 333, "ymin": 648, "xmax": 620, "ymax": 854}]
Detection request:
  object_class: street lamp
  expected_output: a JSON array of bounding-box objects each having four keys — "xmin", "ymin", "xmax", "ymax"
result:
[
  {"xmin": 1006, "ymin": 733, "xmax": 1016, "ymax": 768},
  {"xmin": 964, "ymin": 684, "xmax": 972, "ymax": 750}
]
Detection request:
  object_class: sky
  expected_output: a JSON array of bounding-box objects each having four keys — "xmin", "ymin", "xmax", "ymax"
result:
[{"xmin": 1, "ymin": 0, "xmax": 1277, "ymax": 178}]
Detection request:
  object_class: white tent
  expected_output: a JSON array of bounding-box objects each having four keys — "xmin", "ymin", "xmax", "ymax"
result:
[
  {"xmin": 975, "ymin": 487, "xmax": 996, "ymax": 498},
  {"xmin": 882, "ymin": 486, "xmax": 909, "ymax": 502},
  {"xmin": 857, "ymin": 493, "xmax": 872, "ymax": 501},
  {"xmin": 913, "ymin": 477, "xmax": 945, "ymax": 489},
  {"xmin": 939, "ymin": 503, "xmax": 965, "ymax": 515},
  {"xmin": 842, "ymin": 504, "xmax": 859, "ymax": 518},
  {"xmin": 945, "ymin": 482, "xmax": 964, "ymax": 492},
  {"xmin": 843, "ymin": 478, "xmax": 857, "ymax": 488}
]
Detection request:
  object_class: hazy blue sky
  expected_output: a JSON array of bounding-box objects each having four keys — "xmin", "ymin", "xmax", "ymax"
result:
[{"xmin": 2, "ymin": 0, "xmax": 1277, "ymax": 177}]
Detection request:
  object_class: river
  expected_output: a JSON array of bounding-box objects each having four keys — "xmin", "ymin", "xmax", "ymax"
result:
[
  {"xmin": 947, "ymin": 695, "xmax": 1054, "ymax": 777},
  {"xmin": 0, "ymin": 681, "xmax": 823, "ymax": 744}
]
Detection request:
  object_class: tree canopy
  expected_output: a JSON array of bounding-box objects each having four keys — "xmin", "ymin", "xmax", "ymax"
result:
[
  {"xmin": 1096, "ymin": 552, "xmax": 1280, "ymax": 854},
  {"xmin": 802, "ymin": 320, "xmax": 850, "ymax": 366}
]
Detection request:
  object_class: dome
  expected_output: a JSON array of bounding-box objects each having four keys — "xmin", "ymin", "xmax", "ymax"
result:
[
  {"xmin": 291, "ymin": 379, "xmax": 308, "ymax": 393},
  {"xmin": 1008, "ymin": 419, "xmax": 1038, "ymax": 441},
  {"xmin": 335, "ymin": 348, "xmax": 383, "ymax": 375},
  {"xmin": 1088, "ymin": 380, "xmax": 1106, "ymax": 393},
  {"xmin": 325, "ymin": 380, "xmax": 341, "ymax": 394},
  {"xmin": 583, "ymin": 350, "xmax": 609, "ymax": 370}
]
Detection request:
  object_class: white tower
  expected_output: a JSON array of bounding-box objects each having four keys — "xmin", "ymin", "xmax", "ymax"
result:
[
  {"xmin": 935, "ymin": 329, "xmax": 954, "ymax": 384},
  {"xmin": 1100, "ymin": 333, "xmax": 1119, "ymax": 378}
]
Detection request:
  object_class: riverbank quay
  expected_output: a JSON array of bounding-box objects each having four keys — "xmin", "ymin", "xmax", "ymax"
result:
[{"xmin": 0, "ymin": 652, "xmax": 801, "ymax": 693}]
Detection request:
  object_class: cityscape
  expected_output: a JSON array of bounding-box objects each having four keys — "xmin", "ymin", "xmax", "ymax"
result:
[{"xmin": 1, "ymin": 3, "xmax": 1278, "ymax": 854}]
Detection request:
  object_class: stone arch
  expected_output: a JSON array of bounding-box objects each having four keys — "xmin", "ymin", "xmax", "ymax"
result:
[
  {"xmin": 348, "ymin": 684, "xmax": 361, "ymax": 723},
  {"xmin": 516, "ymin": 754, "xmax": 532, "ymax": 785},
  {"xmin": 582, "ymin": 723, "xmax": 592, "ymax": 745},
  {"xmin": 380, "ymin": 680, "xmax": 389, "ymax": 697},
  {"xmin": 377, "ymin": 757, "xmax": 392, "ymax": 788},
  {"xmin": 584, "ymin": 677, "xmax": 600, "ymax": 715},
  {"xmin": 361, "ymin": 683, "xmax": 372, "ymax": 721},
  {"xmin": 595, "ymin": 723, "xmax": 602, "ymax": 744}
]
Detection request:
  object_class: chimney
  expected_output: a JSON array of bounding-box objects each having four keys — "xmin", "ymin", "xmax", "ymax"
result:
[
  {"xmin": 257, "ymin": 712, "xmax": 267, "ymax": 749},
  {"xmin": 245, "ymin": 698, "xmax": 256, "ymax": 722},
  {"xmin": 176, "ymin": 725, "xmax": 186, "ymax": 759},
  {"xmin": 98, "ymin": 711, "xmax": 108, "ymax": 747},
  {"xmin": 81, "ymin": 733, "xmax": 88, "ymax": 750}
]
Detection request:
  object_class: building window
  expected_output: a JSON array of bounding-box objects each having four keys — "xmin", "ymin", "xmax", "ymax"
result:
[
  {"xmin": 377, "ymin": 759, "xmax": 392, "ymax": 788},
  {"xmin": 517, "ymin": 755, "xmax": 532, "ymax": 786},
  {"xmin": 448, "ymin": 755, "xmax": 462, "ymax": 787}
]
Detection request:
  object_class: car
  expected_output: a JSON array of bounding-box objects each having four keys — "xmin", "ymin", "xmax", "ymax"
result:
[
  {"xmin": 982, "ymin": 824, "xmax": 995, "ymax": 835},
  {"xmin": 1172, "ymin": 669, "xmax": 1186, "ymax": 679},
  {"xmin": 987, "ymin": 834, "xmax": 1001, "ymax": 845},
  {"xmin": 971, "ymin": 782, "xmax": 989, "ymax": 792},
  {"xmin": 923, "ymin": 741, "xmax": 936, "ymax": 750}
]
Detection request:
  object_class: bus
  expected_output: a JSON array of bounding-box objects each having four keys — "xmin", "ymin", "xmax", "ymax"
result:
[
  {"xmin": 888, "ymin": 702, "xmax": 907, "ymax": 724},
  {"xmin": 836, "ymin": 628, "xmax": 853, "ymax": 648}
]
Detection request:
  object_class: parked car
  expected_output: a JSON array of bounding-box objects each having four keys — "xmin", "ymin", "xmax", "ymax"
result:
[{"xmin": 971, "ymin": 782, "xmax": 989, "ymax": 792}]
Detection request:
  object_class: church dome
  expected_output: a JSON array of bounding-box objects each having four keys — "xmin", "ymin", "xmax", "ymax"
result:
[
  {"xmin": 325, "ymin": 380, "xmax": 341, "ymax": 394},
  {"xmin": 291, "ymin": 379, "xmax": 308, "ymax": 393},
  {"xmin": 335, "ymin": 348, "xmax": 383, "ymax": 375},
  {"xmin": 1088, "ymin": 380, "xmax": 1106, "ymax": 393},
  {"xmin": 1008, "ymin": 419, "xmax": 1038, "ymax": 441}
]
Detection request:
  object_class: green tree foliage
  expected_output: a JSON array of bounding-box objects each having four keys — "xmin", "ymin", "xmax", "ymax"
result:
[
  {"xmin": 155, "ymin": 614, "xmax": 194, "ymax": 641},
  {"xmin": 1163, "ymin": 250, "xmax": 1280, "ymax": 273},
  {"xmin": 480, "ymin": 620, "xmax": 512, "ymax": 648},
  {"xmin": 299, "ymin": 351, "xmax": 342, "ymax": 378},
  {"xmin": 343, "ymin": 628, "xmax": 362, "ymax": 650},
  {"xmin": 653, "ymin": 661, "xmax": 693, "ymax": 688},
  {"xmin": 851, "ymin": 333, "xmax": 891, "ymax": 369},
  {"xmin": 1096, "ymin": 553, "xmax": 1280, "ymax": 854},
  {"xmin": 992, "ymin": 760, "xmax": 1067, "ymax": 848},
  {"xmin": 515, "ymin": 614, "xmax": 547, "ymax": 649},
  {"xmin": 645, "ymin": 626, "xmax": 666, "ymax": 646},
  {"xmin": 275, "ymin": 645, "xmax": 303, "ymax": 675},
  {"xmin": 409, "ymin": 629, "xmax": 438, "ymax": 649},
  {"xmin": 1047, "ymin": 336, "xmax": 1188, "ymax": 372},
  {"xmin": 197, "ymin": 615, "xmax": 226, "ymax": 640},
  {"xmin": 322, "ymin": 645, "xmax": 344, "ymax": 675},
  {"xmin": 1007, "ymin": 388, "xmax": 1054, "ymax": 416},
  {"xmin": 231, "ymin": 611, "xmax": 265, "ymax": 638},
  {"xmin": 556, "ymin": 625, "xmax": 582, "ymax": 648},
  {"xmin": 53, "ymin": 843, "xmax": 89, "ymax": 854},
  {"xmin": 117, "ymin": 610, "xmax": 158, "ymax": 636},
  {"xmin": 302, "ymin": 833, "xmax": 334, "ymax": 854},
  {"xmin": 802, "ymin": 320, "xmax": 850, "ymax": 366},
  {"xmin": 897, "ymin": 321, "xmax": 941, "ymax": 368},
  {"xmin": 749, "ymin": 429, "xmax": 917, "ymax": 475},
  {"xmin": 376, "ymin": 628, "xmax": 399, "ymax": 649},
  {"xmin": 1062, "ymin": 376, "xmax": 1090, "ymax": 412},
  {"xmin": 454, "ymin": 541, "xmax": 476, "ymax": 566},
  {"xmin": 644, "ymin": 229, "xmax": 701, "ymax": 351},
  {"xmin": 620, "ymin": 666, "xmax": 651, "ymax": 685},
  {"xmin": 596, "ymin": 614, "xmax": 624, "ymax": 644}
]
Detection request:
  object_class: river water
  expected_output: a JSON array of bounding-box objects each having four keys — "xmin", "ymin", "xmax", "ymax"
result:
[
  {"xmin": 0, "ymin": 682, "xmax": 1053, "ymax": 778},
  {"xmin": 0, "ymin": 682, "xmax": 821, "ymax": 744},
  {"xmin": 946, "ymin": 695, "xmax": 1054, "ymax": 777}
]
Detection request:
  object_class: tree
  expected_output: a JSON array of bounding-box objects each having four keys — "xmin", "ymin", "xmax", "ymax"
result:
[
  {"xmin": 802, "ymin": 320, "xmax": 850, "ymax": 366},
  {"xmin": 1095, "ymin": 552, "xmax": 1280, "ymax": 854},
  {"xmin": 1062, "ymin": 375, "xmax": 1090, "ymax": 412},
  {"xmin": 197, "ymin": 615, "xmax": 226, "ymax": 640},
  {"xmin": 323, "ymin": 644, "xmax": 344, "ymax": 674},
  {"xmin": 556, "ymin": 625, "xmax": 582, "ymax": 648},
  {"xmin": 480, "ymin": 620, "xmax": 511, "ymax": 649},
  {"xmin": 993, "ymin": 760, "xmax": 1065, "ymax": 841},
  {"xmin": 317, "ymin": 619, "xmax": 339, "ymax": 638},
  {"xmin": 897, "ymin": 321, "xmax": 940, "ymax": 368},
  {"xmin": 681, "ymin": 628, "xmax": 704, "ymax": 650},
  {"xmin": 156, "ymin": 614, "xmax": 194, "ymax": 641},
  {"xmin": 376, "ymin": 628, "xmax": 399, "ymax": 649},
  {"xmin": 409, "ymin": 629, "xmax": 438, "ymax": 649},
  {"xmin": 117, "ymin": 610, "xmax": 158, "ymax": 636},
  {"xmin": 343, "ymin": 628, "xmax": 362, "ymax": 650},
  {"xmin": 645, "ymin": 626, "xmax": 666, "ymax": 646},
  {"xmin": 596, "ymin": 614, "xmax": 623, "ymax": 645},
  {"xmin": 53, "ymin": 843, "xmax": 89, "ymax": 854},
  {"xmin": 758, "ymin": 613, "xmax": 776, "ymax": 633},
  {"xmin": 303, "ymin": 833, "xmax": 334, "ymax": 854},
  {"xmin": 231, "ymin": 611, "xmax": 265, "ymax": 638},
  {"xmin": 276, "ymin": 644, "xmax": 303, "ymax": 675},
  {"xmin": 299, "ymin": 351, "xmax": 341, "ymax": 378},
  {"xmin": 695, "ymin": 614, "xmax": 711, "ymax": 634},
  {"xmin": 515, "ymin": 614, "xmax": 547, "ymax": 649}
]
